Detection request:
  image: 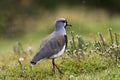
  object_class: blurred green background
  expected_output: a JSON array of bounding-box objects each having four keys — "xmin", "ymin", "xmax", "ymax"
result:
[{"xmin": 0, "ymin": 0, "xmax": 120, "ymax": 54}]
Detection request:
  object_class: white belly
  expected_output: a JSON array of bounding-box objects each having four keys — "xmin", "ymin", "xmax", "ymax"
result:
[{"xmin": 50, "ymin": 45, "xmax": 66, "ymax": 58}]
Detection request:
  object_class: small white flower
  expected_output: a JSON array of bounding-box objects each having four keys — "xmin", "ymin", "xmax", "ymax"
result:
[
  {"xmin": 73, "ymin": 50, "xmax": 77, "ymax": 54},
  {"xmin": 28, "ymin": 46, "xmax": 34, "ymax": 52},
  {"xmin": 117, "ymin": 63, "xmax": 120, "ymax": 68},
  {"xmin": 83, "ymin": 52, "xmax": 87, "ymax": 55},
  {"xmin": 86, "ymin": 43, "xmax": 89, "ymax": 46},
  {"xmin": 105, "ymin": 49, "xmax": 109, "ymax": 53},
  {"xmin": 69, "ymin": 75, "xmax": 74, "ymax": 79},
  {"xmin": 90, "ymin": 50, "xmax": 94, "ymax": 53},
  {"xmin": 96, "ymin": 47, "xmax": 100, "ymax": 50},
  {"xmin": 78, "ymin": 51, "xmax": 81, "ymax": 54},
  {"xmin": 114, "ymin": 44, "xmax": 117, "ymax": 48},
  {"xmin": 76, "ymin": 34, "xmax": 80, "ymax": 38},
  {"xmin": 19, "ymin": 57, "xmax": 24, "ymax": 62},
  {"xmin": 66, "ymin": 49, "xmax": 70, "ymax": 53},
  {"xmin": 110, "ymin": 46, "xmax": 113, "ymax": 49},
  {"xmin": 79, "ymin": 49, "xmax": 82, "ymax": 51},
  {"xmin": 116, "ymin": 45, "xmax": 119, "ymax": 48}
]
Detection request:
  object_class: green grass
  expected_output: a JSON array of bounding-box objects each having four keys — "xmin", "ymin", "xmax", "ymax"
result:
[
  {"xmin": 0, "ymin": 53, "xmax": 120, "ymax": 80},
  {"xmin": 0, "ymin": 7, "xmax": 120, "ymax": 80}
]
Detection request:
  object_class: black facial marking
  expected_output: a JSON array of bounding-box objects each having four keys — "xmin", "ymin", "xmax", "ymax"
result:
[
  {"xmin": 61, "ymin": 20, "xmax": 66, "ymax": 23},
  {"xmin": 58, "ymin": 19, "xmax": 67, "ymax": 23}
]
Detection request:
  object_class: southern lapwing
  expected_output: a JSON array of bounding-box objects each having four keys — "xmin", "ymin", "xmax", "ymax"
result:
[{"xmin": 30, "ymin": 18, "xmax": 71, "ymax": 74}]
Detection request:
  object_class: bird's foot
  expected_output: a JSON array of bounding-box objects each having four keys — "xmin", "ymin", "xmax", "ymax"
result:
[{"xmin": 57, "ymin": 68, "xmax": 64, "ymax": 74}]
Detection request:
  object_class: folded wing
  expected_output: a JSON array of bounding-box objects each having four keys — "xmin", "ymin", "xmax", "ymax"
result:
[{"xmin": 30, "ymin": 32, "xmax": 67, "ymax": 65}]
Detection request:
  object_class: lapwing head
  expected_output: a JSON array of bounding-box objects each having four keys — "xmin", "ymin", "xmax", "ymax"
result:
[{"xmin": 55, "ymin": 18, "xmax": 71, "ymax": 30}]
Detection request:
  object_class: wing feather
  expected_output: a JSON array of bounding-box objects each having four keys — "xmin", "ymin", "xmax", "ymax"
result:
[{"xmin": 31, "ymin": 32, "xmax": 65, "ymax": 64}]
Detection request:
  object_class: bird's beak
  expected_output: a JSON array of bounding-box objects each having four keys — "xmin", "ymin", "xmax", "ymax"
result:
[{"xmin": 66, "ymin": 22, "xmax": 72, "ymax": 26}]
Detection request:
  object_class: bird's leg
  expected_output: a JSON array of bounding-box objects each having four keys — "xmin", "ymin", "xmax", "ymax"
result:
[
  {"xmin": 55, "ymin": 64, "xmax": 63, "ymax": 74},
  {"xmin": 52, "ymin": 58, "xmax": 56, "ymax": 74},
  {"xmin": 52, "ymin": 58, "xmax": 63, "ymax": 74}
]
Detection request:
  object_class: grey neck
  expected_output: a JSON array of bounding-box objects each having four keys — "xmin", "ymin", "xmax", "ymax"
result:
[{"xmin": 55, "ymin": 24, "xmax": 66, "ymax": 35}]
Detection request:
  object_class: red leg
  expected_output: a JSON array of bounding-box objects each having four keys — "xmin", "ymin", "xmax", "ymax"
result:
[
  {"xmin": 52, "ymin": 58, "xmax": 56, "ymax": 74},
  {"xmin": 52, "ymin": 58, "xmax": 63, "ymax": 74}
]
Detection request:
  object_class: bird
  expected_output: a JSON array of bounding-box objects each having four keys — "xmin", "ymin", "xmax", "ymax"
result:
[{"xmin": 30, "ymin": 18, "xmax": 71, "ymax": 74}]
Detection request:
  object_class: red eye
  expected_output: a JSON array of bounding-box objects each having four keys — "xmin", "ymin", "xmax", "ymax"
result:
[
  {"xmin": 62, "ymin": 21, "xmax": 65, "ymax": 23},
  {"xmin": 62, "ymin": 20, "xmax": 66, "ymax": 23}
]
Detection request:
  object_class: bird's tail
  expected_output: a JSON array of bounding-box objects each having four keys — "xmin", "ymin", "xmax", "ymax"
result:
[
  {"xmin": 30, "ymin": 53, "xmax": 42, "ymax": 66},
  {"xmin": 30, "ymin": 61, "xmax": 36, "ymax": 66},
  {"xmin": 30, "ymin": 51, "xmax": 43, "ymax": 66}
]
